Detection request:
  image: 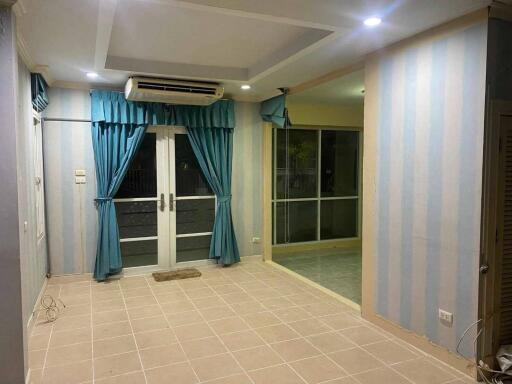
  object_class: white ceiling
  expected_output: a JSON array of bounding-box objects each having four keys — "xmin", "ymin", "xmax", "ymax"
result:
[
  {"xmin": 288, "ymin": 70, "xmax": 365, "ymax": 106},
  {"xmin": 15, "ymin": 0, "xmax": 490, "ymax": 102}
]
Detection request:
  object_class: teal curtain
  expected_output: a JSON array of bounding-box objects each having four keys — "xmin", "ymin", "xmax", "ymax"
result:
[
  {"xmin": 187, "ymin": 127, "xmax": 240, "ymax": 265},
  {"xmin": 92, "ymin": 122, "xmax": 146, "ymax": 281},
  {"xmin": 260, "ymin": 94, "xmax": 287, "ymax": 128},
  {"xmin": 90, "ymin": 90, "xmax": 238, "ymax": 280},
  {"xmin": 31, "ymin": 73, "xmax": 49, "ymax": 112}
]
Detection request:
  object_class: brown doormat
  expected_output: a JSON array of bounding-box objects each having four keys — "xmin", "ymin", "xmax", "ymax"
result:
[{"xmin": 152, "ymin": 268, "xmax": 202, "ymax": 282}]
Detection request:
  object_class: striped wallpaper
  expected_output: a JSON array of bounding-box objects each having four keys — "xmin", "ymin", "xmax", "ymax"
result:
[
  {"xmin": 43, "ymin": 88, "xmax": 262, "ymax": 275},
  {"xmin": 367, "ymin": 20, "xmax": 487, "ymax": 357}
]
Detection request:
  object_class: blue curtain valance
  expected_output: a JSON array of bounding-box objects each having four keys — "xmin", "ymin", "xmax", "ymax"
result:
[
  {"xmin": 260, "ymin": 94, "xmax": 287, "ymax": 128},
  {"xmin": 31, "ymin": 73, "xmax": 49, "ymax": 112},
  {"xmin": 91, "ymin": 90, "xmax": 235, "ymax": 129}
]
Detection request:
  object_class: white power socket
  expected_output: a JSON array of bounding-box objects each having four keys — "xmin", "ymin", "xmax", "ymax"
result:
[
  {"xmin": 252, "ymin": 237, "xmax": 261, "ymax": 244},
  {"xmin": 438, "ymin": 309, "xmax": 453, "ymax": 326}
]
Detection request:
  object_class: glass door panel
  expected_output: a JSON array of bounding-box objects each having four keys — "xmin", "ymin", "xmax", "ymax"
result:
[{"xmin": 172, "ymin": 131, "xmax": 216, "ymax": 264}]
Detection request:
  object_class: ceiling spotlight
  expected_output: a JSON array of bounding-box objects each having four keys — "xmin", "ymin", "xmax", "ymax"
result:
[
  {"xmin": 364, "ymin": 17, "xmax": 381, "ymax": 27},
  {"xmin": 86, "ymin": 72, "xmax": 99, "ymax": 79},
  {"xmin": 241, "ymin": 84, "xmax": 251, "ymax": 90}
]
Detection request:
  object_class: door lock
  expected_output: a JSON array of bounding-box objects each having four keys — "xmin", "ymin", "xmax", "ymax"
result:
[
  {"xmin": 480, "ymin": 264, "xmax": 489, "ymax": 274},
  {"xmin": 169, "ymin": 193, "xmax": 174, "ymax": 211}
]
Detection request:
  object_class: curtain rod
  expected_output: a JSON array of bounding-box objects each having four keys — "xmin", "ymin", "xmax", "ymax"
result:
[{"xmin": 43, "ymin": 118, "xmax": 92, "ymax": 123}]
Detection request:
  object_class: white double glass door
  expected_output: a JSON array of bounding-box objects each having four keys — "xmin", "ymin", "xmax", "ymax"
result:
[{"xmin": 114, "ymin": 126, "xmax": 216, "ymax": 272}]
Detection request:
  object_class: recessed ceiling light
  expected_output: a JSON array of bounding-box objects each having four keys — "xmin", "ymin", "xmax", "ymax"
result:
[
  {"xmin": 241, "ymin": 84, "xmax": 251, "ymax": 90},
  {"xmin": 364, "ymin": 17, "xmax": 381, "ymax": 27},
  {"xmin": 86, "ymin": 72, "xmax": 98, "ymax": 79}
]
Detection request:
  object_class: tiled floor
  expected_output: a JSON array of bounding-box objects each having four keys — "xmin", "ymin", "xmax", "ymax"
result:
[
  {"xmin": 273, "ymin": 248, "xmax": 362, "ymax": 304},
  {"xmin": 28, "ymin": 258, "xmax": 475, "ymax": 384}
]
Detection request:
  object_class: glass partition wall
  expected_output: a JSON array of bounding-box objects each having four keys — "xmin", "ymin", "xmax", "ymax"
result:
[
  {"xmin": 272, "ymin": 127, "xmax": 360, "ymax": 245},
  {"xmin": 272, "ymin": 126, "xmax": 362, "ymax": 304}
]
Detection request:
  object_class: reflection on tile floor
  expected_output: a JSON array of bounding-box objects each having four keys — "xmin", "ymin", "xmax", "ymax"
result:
[
  {"xmin": 273, "ymin": 248, "xmax": 362, "ymax": 304},
  {"xmin": 28, "ymin": 258, "xmax": 475, "ymax": 384}
]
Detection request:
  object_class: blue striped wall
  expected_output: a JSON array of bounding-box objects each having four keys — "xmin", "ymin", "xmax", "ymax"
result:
[
  {"xmin": 371, "ymin": 21, "xmax": 487, "ymax": 357},
  {"xmin": 43, "ymin": 88, "xmax": 262, "ymax": 274}
]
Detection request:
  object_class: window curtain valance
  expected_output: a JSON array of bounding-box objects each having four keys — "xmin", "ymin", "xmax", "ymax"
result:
[
  {"xmin": 260, "ymin": 94, "xmax": 289, "ymax": 128},
  {"xmin": 91, "ymin": 90, "xmax": 235, "ymax": 129},
  {"xmin": 31, "ymin": 73, "xmax": 49, "ymax": 112}
]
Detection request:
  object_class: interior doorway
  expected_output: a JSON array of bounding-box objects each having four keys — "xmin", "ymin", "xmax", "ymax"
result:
[{"xmin": 114, "ymin": 126, "xmax": 216, "ymax": 273}]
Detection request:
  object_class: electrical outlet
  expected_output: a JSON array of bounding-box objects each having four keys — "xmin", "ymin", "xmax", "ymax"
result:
[
  {"xmin": 252, "ymin": 237, "xmax": 261, "ymax": 244},
  {"xmin": 75, "ymin": 176, "xmax": 86, "ymax": 184},
  {"xmin": 438, "ymin": 309, "xmax": 453, "ymax": 326}
]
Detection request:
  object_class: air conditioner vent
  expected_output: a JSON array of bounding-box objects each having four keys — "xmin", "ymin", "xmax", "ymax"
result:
[{"xmin": 125, "ymin": 77, "xmax": 224, "ymax": 105}]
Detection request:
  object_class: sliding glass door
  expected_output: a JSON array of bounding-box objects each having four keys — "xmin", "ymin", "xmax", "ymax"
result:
[
  {"xmin": 272, "ymin": 127, "xmax": 360, "ymax": 245},
  {"xmin": 114, "ymin": 126, "xmax": 214, "ymax": 272}
]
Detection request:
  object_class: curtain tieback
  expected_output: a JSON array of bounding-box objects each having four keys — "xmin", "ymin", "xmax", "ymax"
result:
[
  {"xmin": 217, "ymin": 195, "xmax": 232, "ymax": 203},
  {"xmin": 94, "ymin": 197, "xmax": 113, "ymax": 202}
]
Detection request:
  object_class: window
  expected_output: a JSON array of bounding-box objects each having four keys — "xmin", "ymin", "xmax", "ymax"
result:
[{"xmin": 272, "ymin": 128, "xmax": 360, "ymax": 244}]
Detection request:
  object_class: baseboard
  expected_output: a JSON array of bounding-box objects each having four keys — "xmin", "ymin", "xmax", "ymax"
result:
[
  {"xmin": 363, "ymin": 312, "xmax": 478, "ymax": 379},
  {"xmin": 266, "ymin": 260, "xmax": 361, "ymax": 311},
  {"xmin": 26, "ymin": 276, "xmax": 48, "ymax": 334},
  {"xmin": 241, "ymin": 254, "xmax": 263, "ymax": 262}
]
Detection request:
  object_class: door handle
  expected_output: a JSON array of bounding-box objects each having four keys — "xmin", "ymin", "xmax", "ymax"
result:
[
  {"xmin": 480, "ymin": 264, "xmax": 489, "ymax": 274},
  {"xmin": 159, "ymin": 193, "xmax": 165, "ymax": 212},
  {"xmin": 169, "ymin": 193, "xmax": 174, "ymax": 211}
]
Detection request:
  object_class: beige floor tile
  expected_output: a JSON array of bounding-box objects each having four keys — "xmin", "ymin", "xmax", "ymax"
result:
[
  {"xmin": 220, "ymin": 292, "xmax": 253, "ymax": 305},
  {"xmin": 122, "ymin": 287, "xmax": 152, "ymax": 298},
  {"xmin": 192, "ymin": 295, "xmax": 227, "ymax": 309},
  {"xmin": 190, "ymin": 352, "xmax": 243, "ymax": 382},
  {"xmin": 363, "ymin": 340, "xmax": 418, "ymax": 365},
  {"xmin": 324, "ymin": 377, "xmax": 359, "ymax": 384},
  {"xmin": 124, "ymin": 295, "xmax": 157, "ymax": 309},
  {"xmin": 93, "ymin": 309, "xmax": 128, "ymax": 325},
  {"xmin": 261, "ymin": 297, "xmax": 295, "ymax": 311},
  {"xmin": 93, "ymin": 298, "xmax": 125, "ymax": 313},
  {"xmin": 50, "ymin": 327, "xmax": 92, "ymax": 348},
  {"xmin": 255, "ymin": 323, "xmax": 301, "ymax": 343},
  {"xmin": 161, "ymin": 299, "xmax": 195, "ymax": 314},
  {"xmin": 238, "ymin": 281, "xmax": 268, "ymax": 291},
  {"xmin": 273, "ymin": 307, "xmax": 312, "ymax": 323},
  {"xmin": 212, "ymin": 284, "xmax": 244, "ymax": 295},
  {"xmin": 174, "ymin": 322, "xmax": 215, "ymax": 342},
  {"xmin": 290, "ymin": 355, "xmax": 347, "ymax": 384},
  {"xmin": 41, "ymin": 359, "xmax": 93, "ymax": 384},
  {"xmin": 154, "ymin": 290, "xmax": 187, "ymax": 303},
  {"xmin": 209, "ymin": 316, "xmax": 249, "ymax": 334},
  {"xmin": 288, "ymin": 318, "xmax": 331, "ymax": 337},
  {"xmin": 200, "ymin": 305, "xmax": 236, "ymax": 321},
  {"xmin": 127, "ymin": 304, "xmax": 162, "ymax": 320},
  {"xmin": 242, "ymin": 311, "xmax": 282, "ymax": 328},
  {"xmin": 134, "ymin": 328, "xmax": 177, "ymax": 349},
  {"xmin": 354, "ymin": 367, "xmax": 411, "ymax": 384},
  {"xmin": 301, "ymin": 302, "xmax": 345, "ymax": 317},
  {"xmin": 95, "ymin": 371, "xmax": 146, "ymax": 384},
  {"xmin": 185, "ymin": 287, "xmax": 216, "ymax": 299},
  {"xmin": 45, "ymin": 342, "xmax": 92, "ymax": 367},
  {"xmin": 165, "ymin": 310, "xmax": 203, "ymax": 327},
  {"xmin": 31, "ymin": 319, "xmax": 53, "ymax": 336},
  {"xmin": 179, "ymin": 279, "xmax": 208, "ymax": 290},
  {"xmin": 93, "ymin": 334, "xmax": 137, "ymax": 358},
  {"xmin": 91, "ymin": 290, "xmax": 122, "ymax": 302},
  {"xmin": 53, "ymin": 314, "xmax": 91, "ymax": 331},
  {"xmin": 145, "ymin": 361, "xmax": 198, "ymax": 384},
  {"xmin": 393, "ymin": 357, "xmax": 456, "ymax": 384},
  {"xmin": 181, "ymin": 336, "xmax": 227, "ymax": 359},
  {"xmin": 94, "ymin": 351, "xmax": 142, "ymax": 379},
  {"xmin": 271, "ymin": 338, "xmax": 321, "ymax": 362},
  {"xmin": 248, "ymin": 364, "xmax": 306, "ymax": 384},
  {"xmin": 230, "ymin": 300, "xmax": 266, "ymax": 315},
  {"xmin": 119, "ymin": 277, "xmax": 148, "ymax": 289},
  {"xmin": 29, "ymin": 333, "xmax": 50, "ymax": 351},
  {"xmin": 287, "ymin": 293, "xmax": 319, "ymax": 306},
  {"xmin": 306, "ymin": 332, "xmax": 356, "ymax": 353},
  {"xmin": 29, "ymin": 349, "xmax": 46, "ymax": 369},
  {"xmin": 319, "ymin": 313, "xmax": 362, "ymax": 330},
  {"xmin": 328, "ymin": 348, "xmax": 384, "ymax": 375},
  {"xmin": 59, "ymin": 304, "xmax": 91, "ymax": 318},
  {"xmin": 233, "ymin": 345, "xmax": 283, "ymax": 371},
  {"xmin": 220, "ymin": 329, "xmax": 266, "ymax": 351},
  {"xmin": 139, "ymin": 343, "xmax": 187, "ymax": 369},
  {"xmin": 131, "ymin": 315, "xmax": 169, "ymax": 333},
  {"xmin": 59, "ymin": 295, "xmax": 91, "ymax": 307},
  {"xmin": 249, "ymin": 287, "xmax": 280, "ymax": 299},
  {"xmin": 93, "ymin": 320, "xmax": 132, "ymax": 340},
  {"xmin": 204, "ymin": 373, "xmax": 252, "ymax": 384},
  {"xmin": 339, "ymin": 326, "xmax": 388, "ymax": 346}
]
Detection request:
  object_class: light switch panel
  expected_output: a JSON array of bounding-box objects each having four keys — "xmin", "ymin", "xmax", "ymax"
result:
[
  {"xmin": 75, "ymin": 176, "xmax": 86, "ymax": 184},
  {"xmin": 75, "ymin": 169, "xmax": 86, "ymax": 176}
]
